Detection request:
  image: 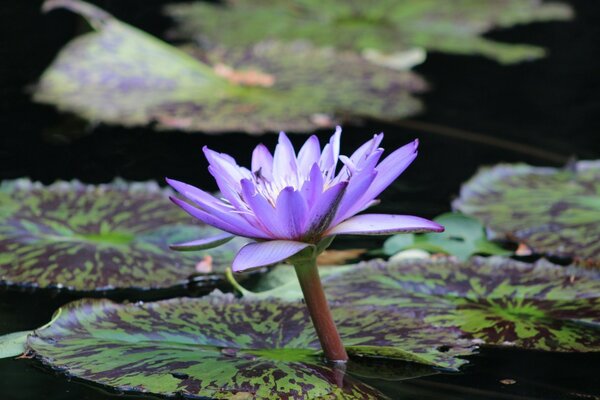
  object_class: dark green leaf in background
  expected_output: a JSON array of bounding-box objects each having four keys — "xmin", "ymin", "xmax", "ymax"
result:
[
  {"xmin": 35, "ymin": 0, "xmax": 425, "ymax": 134},
  {"xmin": 453, "ymin": 162, "xmax": 600, "ymax": 267},
  {"xmin": 165, "ymin": 0, "xmax": 573, "ymax": 65}
]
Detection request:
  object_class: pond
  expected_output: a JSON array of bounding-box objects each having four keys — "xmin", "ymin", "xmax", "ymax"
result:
[{"xmin": 1, "ymin": 0, "xmax": 599, "ymax": 399}]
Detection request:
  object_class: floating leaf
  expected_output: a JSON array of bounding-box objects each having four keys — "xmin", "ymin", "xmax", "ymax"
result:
[
  {"xmin": 453, "ymin": 162, "xmax": 600, "ymax": 267},
  {"xmin": 321, "ymin": 257, "xmax": 600, "ymax": 352},
  {"xmin": 0, "ymin": 179, "xmax": 246, "ymax": 292},
  {"xmin": 25, "ymin": 293, "xmax": 474, "ymax": 399},
  {"xmin": 383, "ymin": 213, "xmax": 511, "ymax": 261},
  {"xmin": 35, "ymin": 0, "xmax": 425, "ymax": 134},
  {"xmin": 0, "ymin": 308, "xmax": 63, "ymax": 359},
  {"xmin": 165, "ymin": 0, "xmax": 573, "ymax": 65},
  {"xmin": 0, "ymin": 331, "xmax": 29, "ymax": 359}
]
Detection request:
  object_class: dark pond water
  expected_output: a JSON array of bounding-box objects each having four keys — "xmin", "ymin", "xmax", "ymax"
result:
[{"xmin": 1, "ymin": 0, "xmax": 599, "ymax": 399}]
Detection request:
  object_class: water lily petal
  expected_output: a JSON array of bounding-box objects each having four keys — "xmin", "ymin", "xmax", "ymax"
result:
[
  {"xmin": 361, "ymin": 139, "xmax": 418, "ymax": 202},
  {"xmin": 297, "ymin": 135, "xmax": 321, "ymax": 174},
  {"xmin": 251, "ymin": 143, "xmax": 273, "ymax": 181},
  {"xmin": 326, "ymin": 214, "xmax": 444, "ymax": 236},
  {"xmin": 332, "ymin": 170, "xmax": 378, "ymax": 224},
  {"xmin": 273, "ymin": 132, "xmax": 298, "ymax": 187},
  {"xmin": 232, "ymin": 240, "xmax": 312, "ymax": 272},
  {"xmin": 240, "ymin": 179, "xmax": 280, "ymax": 237},
  {"xmin": 300, "ymin": 163, "xmax": 324, "ymax": 208},
  {"xmin": 274, "ymin": 187, "xmax": 308, "ymax": 239},
  {"xmin": 166, "ymin": 178, "xmax": 229, "ymax": 211},
  {"xmin": 319, "ymin": 126, "xmax": 342, "ymax": 180},
  {"xmin": 203, "ymin": 146, "xmax": 251, "ymax": 190},
  {"xmin": 170, "ymin": 233, "xmax": 235, "ymax": 251},
  {"xmin": 350, "ymin": 133, "xmax": 384, "ymax": 167},
  {"xmin": 170, "ymin": 196, "xmax": 269, "ymax": 239},
  {"xmin": 306, "ymin": 181, "xmax": 348, "ymax": 237}
]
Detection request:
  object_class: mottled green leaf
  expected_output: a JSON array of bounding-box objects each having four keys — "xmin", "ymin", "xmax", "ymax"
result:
[
  {"xmin": 35, "ymin": 0, "xmax": 425, "ymax": 134},
  {"xmin": 453, "ymin": 161, "xmax": 600, "ymax": 267},
  {"xmin": 321, "ymin": 257, "xmax": 600, "ymax": 352},
  {"xmin": 25, "ymin": 293, "xmax": 474, "ymax": 399},
  {"xmin": 383, "ymin": 213, "xmax": 511, "ymax": 261},
  {"xmin": 165, "ymin": 0, "xmax": 573, "ymax": 65},
  {"xmin": 0, "ymin": 179, "xmax": 246, "ymax": 292}
]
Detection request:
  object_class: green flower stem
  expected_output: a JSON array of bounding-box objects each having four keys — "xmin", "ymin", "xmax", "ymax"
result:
[{"xmin": 294, "ymin": 257, "xmax": 348, "ymax": 363}]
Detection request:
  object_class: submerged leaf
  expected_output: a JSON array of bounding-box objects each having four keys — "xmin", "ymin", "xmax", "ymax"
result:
[
  {"xmin": 0, "ymin": 179, "xmax": 246, "ymax": 292},
  {"xmin": 26, "ymin": 293, "xmax": 474, "ymax": 399},
  {"xmin": 453, "ymin": 161, "xmax": 600, "ymax": 267},
  {"xmin": 165, "ymin": 0, "xmax": 573, "ymax": 65},
  {"xmin": 321, "ymin": 257, "xmax": 600, "ymax": 352},
  {"xmin": 383, "ymin": 212, "xmax": 511, "ymax": 261},
  {"xmin": 35, "ymin": 0, "xmax": 425, "ymax": 134}
]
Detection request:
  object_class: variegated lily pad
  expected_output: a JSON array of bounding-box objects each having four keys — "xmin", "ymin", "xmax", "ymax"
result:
[
  {"xmin": 453, "ymin": 162, "xmax": 600, "ymax": 267},
  {"xmin": 165, "ymin": 0, "xmax": 573, "ymax": 65},
  {"xmin": 233, "ymin": 257, "xmax": 600, "ymax": 351},
  {"xmin": 0, "ymin": 179, "xmax": 246, "ymax": 292},
  {"xmin": 34, "ymin": 0, "xmax": 425, "ymax": 134},
  {"xmin": 321, "ymin": 257, "xmax": 600, "ymax": 352},
  {"xmin": 25, "ymin": 293, "xmax": 474, "ymax": 399}
]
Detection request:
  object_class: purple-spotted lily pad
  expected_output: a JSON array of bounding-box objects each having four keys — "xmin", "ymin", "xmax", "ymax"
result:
[
  {"xmin": 453, "ymin": 161, "xmax": 600, "ymax": 267},
  {"xmin": 165, "ymin": 0, "xmax": 573, "ymax": 65},
  {"xmin": 34, "ymin": 0, "xmax": 426, "ymax": 134},
  {"xmin": 25, "ymin": 293, "xmax": 474, "ymax": 399},
  {"xmin": 232, "ymin": 256, "xmax": 600, "ymax": 351},
  {"xmin": 320, "ymin": 257, "xmax": 600, "ymax": 352},
  {"xmin": 0, "ymin": 179, "xmax": 246, "ymax": 292}
]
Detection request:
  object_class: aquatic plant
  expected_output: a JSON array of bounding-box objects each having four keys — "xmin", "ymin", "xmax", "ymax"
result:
[{"xmin": 167, "ymin": 127, "xmax": 443, "ymax": 361}]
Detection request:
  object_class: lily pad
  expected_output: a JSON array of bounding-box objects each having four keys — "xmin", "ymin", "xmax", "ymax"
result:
[
  {"xmin": 0, "ymin": 331, "xmax": 29, "ymax": 359},
  {"xmin": 383, "ymin": 212, "xmax": 511, "ymax": 261},
  {"xmin": 35, "ymin": 0, "xmax": 425, "ymax": 134},
  {"xmin": 0, "ymin": 179, "xmax": 246, "ymax": 292},
  {"xmin": 165, "ymin": 0, "xmax": 573, "ymax": 65},
  {"xmin": 25, "ymin": 293, "xmax": 474, "ymax": 399},
  {"xmin": 321, "ymin": 257, "xmax": 600, "ymax": 352},
  {"xmin": 453, "ymin": 162, "xmax": 600, "ymax": 267}
]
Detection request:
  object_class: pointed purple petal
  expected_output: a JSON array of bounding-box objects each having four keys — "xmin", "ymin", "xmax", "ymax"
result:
[
  {"xmin": 273, "ymin": 132, "xmax": 298, "ymax": 186},
  {"xmin": 332, "ymin": 170, "xmax": 378, "ymax": 224},
  {"xmin": 297, "ymin": 135, "xmax": 321, "ymax": 173},
  {"xmin": 170, "ymin": 233, "xmax": 235, "ymax": 251},
  {"xmin": 203, "ymin": 146, "xmax": 251, "ymax": 190},
  {"xmin": 300, "ymin": 163, "xmax": 324, "ymax": 207},
  {"xmin": 350, "ymin": 133, "xmax": 384, "ymax": 167},
  {"xmin": 251, "ymin": 143, "xmax": 273, "ymax": 180},
  {"xmin": 326, "ymin": 214, "xmax": 444, "ymax": 236},
  {"xmin": 166, "ymin": 178, "xmax": 228, "ymax": 211},
  {"xmin": 318, "ymin": 126, "xmax": 342, "ymax": 179},
  {"xmin": 306, "ymin": 181, "xmax": 348, "ymax": 237},
  {"xmin": 170, "ymin": 197, "xmax": 269, "ymax": 239},
  {"xmin": 274, "ymin": 187, "xmax": 308, "ymax": 239},
  {"xmin": 232, "ymin": 240, "xmax": 312, "ymax": 272},
  {"xmin": 240, "ymin": 179, "xmax": 280, "ymax": 237},
  {"xmin": 360, "ymin": 139, "xmax": 418, "ymax": 202}
]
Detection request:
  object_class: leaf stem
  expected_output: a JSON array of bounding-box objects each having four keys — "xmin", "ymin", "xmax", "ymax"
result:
[{"xmin": 293, "ymin": 257, "xmax": 348, "ymax": 363}]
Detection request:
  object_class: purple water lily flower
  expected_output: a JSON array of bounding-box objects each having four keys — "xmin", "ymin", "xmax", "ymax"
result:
[
  {"xmin": 167, "ymin": 127, "xmax": 443, "ymax": 363},
  {"xmin": 167, "ymin": 127, "xmax": 443, "ymax": 272}
]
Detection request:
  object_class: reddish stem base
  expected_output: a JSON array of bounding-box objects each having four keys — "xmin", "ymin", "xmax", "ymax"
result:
[{"xmin": 294, "ymin": 259, "xmax": 348, "ymax": 363}]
